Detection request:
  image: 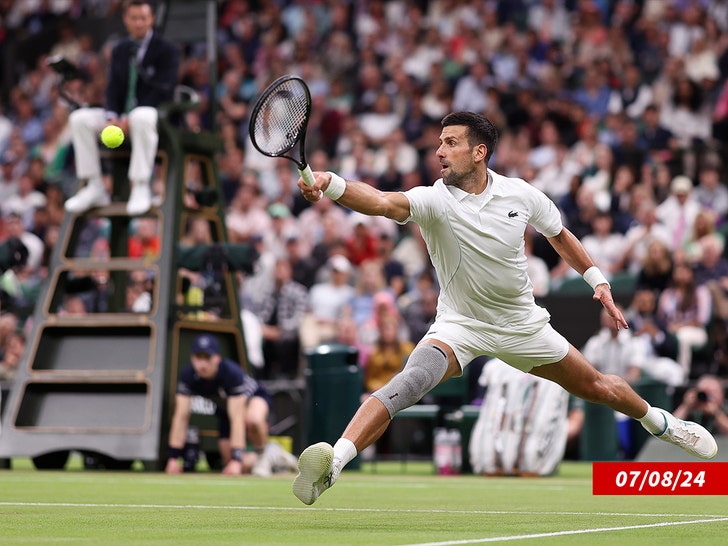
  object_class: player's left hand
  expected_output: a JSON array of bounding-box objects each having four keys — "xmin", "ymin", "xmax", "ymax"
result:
[{"xmin": 593, "ymin": 284, "xmax": 628, "ymax": 330}]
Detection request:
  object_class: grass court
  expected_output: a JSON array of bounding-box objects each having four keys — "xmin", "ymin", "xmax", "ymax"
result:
[{"xmin": 2, "ymin": 457, "xmax": 727, "ymax": 545}]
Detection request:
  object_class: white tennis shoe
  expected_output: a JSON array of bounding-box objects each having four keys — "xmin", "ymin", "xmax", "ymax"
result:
[
  {"xmin": 65, "ymin": 181, "xmax": 110, "ymax": 213},
  {"xmin": 654, "ymin": 409, "xmax": 718, "ymax": 459},
  {"xmin": 292, "ymin": 442, "xmax": 339, "ymax": 505},
  {"xmin": 127, "ymin": 181, "xmax": 152, "ymax": 215}
]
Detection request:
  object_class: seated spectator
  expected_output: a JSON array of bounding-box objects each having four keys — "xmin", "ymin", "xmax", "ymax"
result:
[
  {"xmin": 583, "ymin": 307, "xmax": 644, "ymax": 385},
  {"xmin": 347, "ymin": 258, "xmax": 388, "ymax": 327},
  {"xmin": 693, "ymin": 164, "xmax": 728, "ymax": 222},
  {"xmin": 252, "ymin": 256, "xmax": 308, "ymax": 380},
  {"xmin": 676, "ymin": 209, "xmax": 721, "ymax": 265},
  {"xmin": 357, "ymin": 92, "xmax": 402, "ymax": 147},
  {"xmin": 579, "ymin": 211, "xmax": 626, "ymax": 278},
  {"xmin": 692, "ymin": 234, "xmax": 728, "ymax": 322},
  {"xmin": 2, "ymin": 172, "xmax": 46, "ymax": 229},
  {"xmin": 657, "ymin": 262, "xmax": 712, "ymax": 379},
  {"xmin": 659, "ymin": 77, "xmax": 712, "ymax": 180},
  {"xmin": 400, "ymin": 285, "xmax": 438, "ymax": 345},
  {"xmin": 638, "ymin": 104, "xmax": 675, "ymax": 165},
  {"xmin": 126, "ymin": 269, "xmax": 152, "ymax": 313},
  {"xmin": 624, "ymin": 288, "xmax": 685, "ymax": 387},
  {"xmin": 225, "ymin": 179, "xmax": 271, "ymax": 244},
  {"xmin": 552, "ymin": 210, "xmax": 625, "ymax": 284},
  {"xmin": 358, "ymin": 290, "xmax": 409, "ymax": 355},
  {"xmin": 333, "ymin": 314, "xmax": 369, "ymax": 368},
  {"xmin": 127, "ymin": 217, "xmax": 160, "ymax": 259},
  {"xmin": 656, "ymin": 175, "xmax": 702, "ymax": 253},
  {"xmin": 0, "ymin": 330, "xmax": 25, "ymax": 383},
  {"xmin": 620, "ymin": 200, "xmax": 673, "ymax": 274},
  {"xmin": 377, "ymin": 232, "xmax": 406, "ymax": 298},
  {"xmin": 635, "ymin": 239, "xmax": 674, "ymax": 294},
  {"xmin": 0, "ymin": 312, "xmax": 19, "ymax": 358},
  {"xmin": 0, "ymin": 152, "xmax": 19, "ymax": 203},
  {"xmin": 673, "ymin": 375, "xmax": 728, "ymax": 435},
  {"xmin": 58, "ymin": 293, "xmax": 90, "ymax": 315},
  {"xmin": 299, "ymin": 255, "xmax": 355, "ymax": 351},
  {"xmin": 608, "ymin": 63, "xmax": 653, "ymax": 120},
  {"xmin": 345, "ymin": 212, "xmax": 379, "ymax": 267},
  {"xmin": 4, "ymin": 211, "xmax": 44, "ymax": 277},
  {"xmin": 362, "ymin": 309, "xmax": 414, "ymax": 398},
  {"xmin": 262, "ymin": 202, "xmax": 298, "ymax": 262},
  {"xmin": 581, "ymin": 306, "xmax": 644, "ymax": 458},
  {"xmin": 284, "ymin": 235, "xmax": 319, "ymax": 290}
]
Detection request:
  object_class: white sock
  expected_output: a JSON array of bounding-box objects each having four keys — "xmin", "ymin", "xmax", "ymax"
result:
[
  {"xmin": 638, "ymin": 404, "xmax": 668, "ymax": 435},
  {"xmin": 333, "ymin": 438, "xmax": 357, "ymax": 469}
]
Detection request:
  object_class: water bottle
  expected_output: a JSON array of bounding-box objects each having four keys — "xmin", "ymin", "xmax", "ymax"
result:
[
  {"xmin": 434, "ymin": 427, "xmax": 452, "ymax": 475},
  {"xmin": 449, "ymin": 428, "xmax": 462, "ymax": 475}
]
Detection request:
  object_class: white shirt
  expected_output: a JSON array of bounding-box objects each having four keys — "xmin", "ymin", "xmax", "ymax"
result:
[
  {"xmin": 308, "ymin": 282, "xmax": 355, "ymax": 321},
  {"xmin": 580, "ymin": 233, "xmax": 626, "ymax": 278},
  {"xmin": 622, "ymin": 222, "xmax": 673, "ymax": 272},
  {"xmin": 655, "ymin": 196, "xmax": 703, "ymax": 251},
  {"xmin": 402, "ymin": 169, "xmax": 562, "ymax": 327},
  {"xmin": 582, "ymin": 328, "xmax": 645, "ymax": 377}
]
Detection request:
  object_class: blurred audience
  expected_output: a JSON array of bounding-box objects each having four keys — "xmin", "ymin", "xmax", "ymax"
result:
[
  {"xmin": 2, "ymin": 0, "xmax": 728, "ymax": 390},
  {"xmin": 673, "ymin": 374, "xmax": 728, "ymax": 435}
]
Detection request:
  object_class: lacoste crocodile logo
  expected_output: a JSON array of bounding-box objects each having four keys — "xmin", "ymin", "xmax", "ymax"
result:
[{"xmin": 508, "ymin": 211, "xmax": 518, "ymax": 218}]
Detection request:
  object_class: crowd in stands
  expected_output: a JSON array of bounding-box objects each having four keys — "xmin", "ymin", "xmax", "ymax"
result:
[{"xmin": 2, "ymin": 0, "xmax": 728, "ymax": 418}]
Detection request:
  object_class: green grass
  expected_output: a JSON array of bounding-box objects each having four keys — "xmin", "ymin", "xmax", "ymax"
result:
[{"xmin": 1, "ymin": 458, "xmax": 727, "ymax": 545}]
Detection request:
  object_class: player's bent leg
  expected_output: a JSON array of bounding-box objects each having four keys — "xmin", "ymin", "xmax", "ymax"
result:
[
  {"xmin": 530, "ymin": 345, "xmax": 717, "ymax": 459},
  {"xmin": 371, "ymin": 343, "xmax": 451, "ymax": 418},
  {"xmin": 529, "ymin": 344, "xmax": 648, "ymax": 417},
  {"xmin": 293, "ymin": 342, "xmax": 455, "ymax": 505}
]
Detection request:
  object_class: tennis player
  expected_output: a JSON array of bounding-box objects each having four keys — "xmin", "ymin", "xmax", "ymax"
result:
[{"xmin": 292, "ymin": 112, "xmax": 717, "ymax": 505}]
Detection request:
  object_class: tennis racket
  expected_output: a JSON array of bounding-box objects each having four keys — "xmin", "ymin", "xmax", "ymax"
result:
[{"xmin": 249, "ymin": 75, "xmax": 316, "ymax": 188}]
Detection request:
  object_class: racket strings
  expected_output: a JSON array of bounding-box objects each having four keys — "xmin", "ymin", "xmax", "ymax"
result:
[{"xmin": 253, "ymin": 82, "xmax": 309, "ymax": 156}]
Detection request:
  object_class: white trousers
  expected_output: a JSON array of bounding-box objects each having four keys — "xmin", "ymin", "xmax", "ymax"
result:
[
  {"xmin": 675, "ymin": 325, "xmax": 708, "ymax": 377},
  {"xmin": 69, "ymin": 106, "xmax": 158, "ymax": 185}
]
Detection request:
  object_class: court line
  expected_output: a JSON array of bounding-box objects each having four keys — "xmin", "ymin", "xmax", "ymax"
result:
[
  {"xmin": 1, "ymin": 501, "xmax": 726, "ymax": 520},
  {"xmin": 396, "ymin": 517, "xmax": 728, "ymax": 546}
]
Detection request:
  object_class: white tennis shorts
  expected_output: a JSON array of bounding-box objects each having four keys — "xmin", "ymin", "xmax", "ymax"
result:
[{"xmin": 422, "ymin": 306, "xmax": 570, "ymax": 372}]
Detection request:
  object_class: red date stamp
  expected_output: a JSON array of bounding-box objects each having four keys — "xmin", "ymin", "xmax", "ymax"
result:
[{"xmin": 593, "ymin": 462, "xmax": 728, "ymax": 495}]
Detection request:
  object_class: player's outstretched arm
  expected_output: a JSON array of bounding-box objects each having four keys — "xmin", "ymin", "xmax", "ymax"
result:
[
  {"xmin": 547, "ymin": 228, "xmax": 628, "ymax": 329},
  {"xmin": 298, "ymin": 171, "xmax": 410, "ymax": 223}
]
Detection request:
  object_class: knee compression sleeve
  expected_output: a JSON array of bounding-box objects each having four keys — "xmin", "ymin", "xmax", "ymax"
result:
[{"xmin": 372, "ymin": 344, "xmax": 449, "ymax": 418}]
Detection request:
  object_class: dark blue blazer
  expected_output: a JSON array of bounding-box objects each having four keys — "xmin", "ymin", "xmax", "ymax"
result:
[{"xmin": 105, "ymin": 31, "xmax": 180, "ymax": 117}]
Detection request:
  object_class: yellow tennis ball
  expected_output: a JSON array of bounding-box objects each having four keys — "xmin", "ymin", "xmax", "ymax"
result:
[{"xmin": 101, "ymin": 125, "xmax": 124, "ymax": 148}]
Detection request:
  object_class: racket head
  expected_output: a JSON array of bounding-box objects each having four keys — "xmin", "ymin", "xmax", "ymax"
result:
[{"xmin": 248, "ymin": 75, "xmax": 312, "ymax": 170}]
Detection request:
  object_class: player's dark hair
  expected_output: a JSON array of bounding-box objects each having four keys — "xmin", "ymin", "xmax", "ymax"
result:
[{"xmin": 441, "ymin": 112, "xmax": 498, "ymax": 162}]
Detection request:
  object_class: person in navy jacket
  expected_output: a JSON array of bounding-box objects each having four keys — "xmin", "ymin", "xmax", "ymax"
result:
[
  {"xmin": 65, "ymin": 0, "xmax": 179, "ymax": 216},
  {"xmin": 165, "ymin": 334, "xmax": 271, "ymax": 476}
]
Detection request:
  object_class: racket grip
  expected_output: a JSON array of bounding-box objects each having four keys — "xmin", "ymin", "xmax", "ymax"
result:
[{"xmin": 299, "ymin": 164, "xmax": 316, "ymax": 187}]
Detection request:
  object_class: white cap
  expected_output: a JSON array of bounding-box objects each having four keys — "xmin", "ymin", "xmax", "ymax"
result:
[
  {"xmin": 671, "ymin": 175, "xmax": 693, "ymax": 194},
  {"xmin": 329, "ymin": 254, "xmax": 352, "ymax": 274},
  {"xmin": 348, "ymin": 211, "xmax": 370, "ymax": 228}
]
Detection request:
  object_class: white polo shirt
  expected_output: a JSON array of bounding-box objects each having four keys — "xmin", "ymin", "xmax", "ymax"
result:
[{"xmin": 402, "ymin": 169, "xmax": 563, "ymax": 328}]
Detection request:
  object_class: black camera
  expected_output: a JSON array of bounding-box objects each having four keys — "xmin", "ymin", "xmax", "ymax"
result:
[{"xmin": 697, "ymin": 390, "xmax": 709, "ymax": 403}]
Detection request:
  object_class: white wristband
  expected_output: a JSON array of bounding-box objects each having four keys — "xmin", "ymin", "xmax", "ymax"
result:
[
  {"xmin": 583, "ymin": 266, "xmax": 610, "ymax": 289},
  {"xmin": 324, "ymin": 171, "xmax": 346, "ymax": 200}
]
